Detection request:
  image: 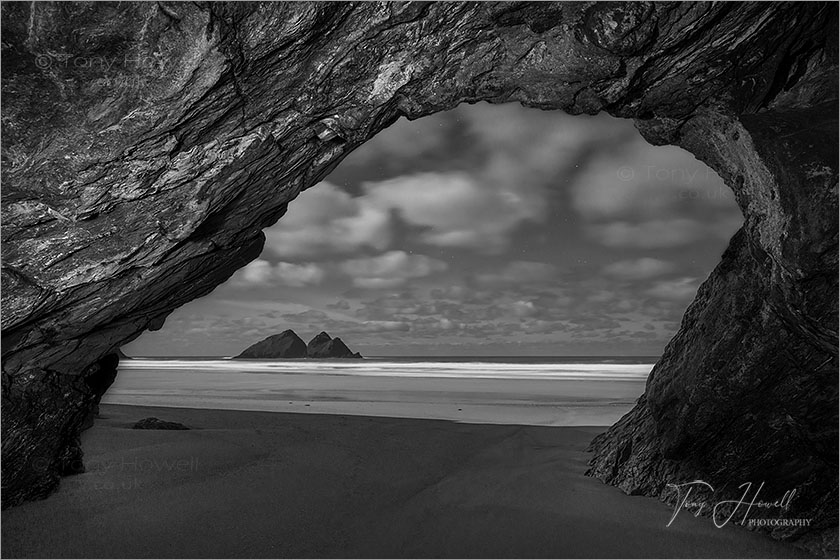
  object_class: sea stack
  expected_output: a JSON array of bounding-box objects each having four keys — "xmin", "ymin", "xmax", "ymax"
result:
[
  {"xmin": 236, "ymin": 330, "xmax": 308, "ymax": 359},
  {"xmin": 306, "ymin": 332, "xmax": 362, "ymax": 359}
]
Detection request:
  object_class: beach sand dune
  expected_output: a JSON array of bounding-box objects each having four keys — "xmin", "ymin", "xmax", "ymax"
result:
[{"xmin": 2, "ymin": 405, "xmax": 809, "ymax": 558}]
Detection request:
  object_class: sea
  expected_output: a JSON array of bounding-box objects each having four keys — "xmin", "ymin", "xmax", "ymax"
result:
[{"xmin": 103, "ymin": 356, "xmax": 655, "ymax": 426}]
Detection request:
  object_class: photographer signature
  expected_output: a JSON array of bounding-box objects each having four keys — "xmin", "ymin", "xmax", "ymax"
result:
[{"xmin": 666, "ymin": 480, "xmax": 797, "ymax": 528}]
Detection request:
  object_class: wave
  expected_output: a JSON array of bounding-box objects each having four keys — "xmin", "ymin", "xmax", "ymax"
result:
[{"xmin": 120, "ymin": 358, "xmax": 653, "ymax": 381}]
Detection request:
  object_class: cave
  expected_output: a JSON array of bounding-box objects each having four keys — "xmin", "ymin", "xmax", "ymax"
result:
[{"xmin": 1, "ymin": 1, "xmax": 837, "ymax": 555}]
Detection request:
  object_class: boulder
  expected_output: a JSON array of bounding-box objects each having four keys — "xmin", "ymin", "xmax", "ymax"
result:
[
  {"xmin": 132, "ymin": 418, "xmax": 189, "ymax": 430},
  {"xmin": 306, "ymin": 332, "xmax": 362, "ymax": 359},
  {"xmin": 235, "ymin": 329, "xmax": 307, "ymax": 359}
]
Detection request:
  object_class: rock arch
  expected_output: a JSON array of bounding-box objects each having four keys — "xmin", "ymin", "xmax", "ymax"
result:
[{"xmin": 2, "ymin": 1, "xmax": 837, "ymax": 550}]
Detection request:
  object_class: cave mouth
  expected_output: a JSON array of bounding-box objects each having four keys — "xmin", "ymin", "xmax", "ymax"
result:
[
  {"xmin": 124, "ymin": 101, "xmax": 744, "ymax": 362},
  {"xmin": 1, "ymin": 2, "xmax": 836, "ymax": 555},
  {"xmin": 111, "ymin": 101, "xmax": 745, "ymax": 427}
]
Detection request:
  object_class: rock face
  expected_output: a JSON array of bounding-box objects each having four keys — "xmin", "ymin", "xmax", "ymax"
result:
[
  {"xmin": 236, "ymin": 329, "xmax": 307, "ymax": 359},
  {"xmin": 1, "ymin": 2, "xmax": 836, "ymax": 553},
  {"xmin": 235, "ymin": 329, "xmax": 361, "ymax": 358},
  {"xmin": 306, "ymin": 332, "xmax": 361, "ymax": 359},
  {"xmin": 132, "ymin": 418, "xmax": 189, "ymax": 430}
]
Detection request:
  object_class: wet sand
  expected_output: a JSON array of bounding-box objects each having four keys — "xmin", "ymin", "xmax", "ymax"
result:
[
  {"xmin": 1, "ymin": 404, "xmax": 809, "ymax": 558},
  {"xmin": 102, "ymin": 362, "xmax": 648, "ymax": 426}
]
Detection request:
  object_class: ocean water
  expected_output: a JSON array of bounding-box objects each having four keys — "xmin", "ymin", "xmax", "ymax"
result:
[{"xmin": 103, "ymin": 356, "xmax": 654, "ymax": 426}]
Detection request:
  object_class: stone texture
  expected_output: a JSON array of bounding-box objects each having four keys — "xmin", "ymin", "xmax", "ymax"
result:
[
  {"xmin": 132, "ymin": 417, "xmax": 189, "ymax": 430},
  {"xmin": 306, "ymin": 332, "xmax": 361, "ymax": 359},
  {"xmin": 1, "ymin": 1, "xmax": 836, "ymax": 553},
  {"xmin": 235, "ymin": 329, "xmax": 308, "ymax": 359}
]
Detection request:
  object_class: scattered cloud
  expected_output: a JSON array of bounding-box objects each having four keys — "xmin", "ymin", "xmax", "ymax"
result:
[
  {"xmin": 232, "ymin": 259, "xmax": 274, "ymax": 285},
  {"xmin": 460, "ymin": 102, "xmax": 629, "ymax": 172},
  {"xmin": 362, "ymin": 172, "xmax": 545, "ymax": 252},
  {"xmin": 327, "ymin": 299, "xmax": 351, "ymax": 310},
  {"xmin": 340, "ymin": 114, "xmax": 451, "ymax": 167},
  {"xmin": 587, "ymin": 219, "xmax": 736, "ymax": 248},
  {"xmin": 282, "ymin": 310, "xmax": 330, "ymax": 323},
  {"xmin": 570, "ymin": 136, "xmax": 743, "ymax": 249},
  {"xmin": 571, "ymin": 140, "xmax": 730, "ymax": 220},
  {"xmin": 263, "ymin": 182, "xmax": 391, "ymax": 258},
  {"xmin": 509, "ymin": 300, "xmax": 538, "ymax": 317},
  {"xmin": 340, "ymin": 250, "xmax": 448, "ymax": 289},
  {"xmin": 230, "ymin": 259, "xmax": 325, "ymax": 287},
  {"xmin": 646, "ymin": 277, "xmax": 701, "ymax": 301},
  {"xmin": 474, "ymin": 260, "xmax": 558, "ymax": 286},
  {"xmin": 603, "ymin": 258, "xmax": 675, "ymax": 280},
  {"xmin": 126, "ymin": 103, "xmax": 739, "ymax": 357},
  {"xmin": 274, "ymin": 262, "xmax": 326, "ymax": 287}
]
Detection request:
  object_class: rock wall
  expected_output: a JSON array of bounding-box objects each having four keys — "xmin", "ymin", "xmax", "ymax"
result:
[{"xmin": 1, "ymin": 1, "xmax": 836, "ymax": 551}]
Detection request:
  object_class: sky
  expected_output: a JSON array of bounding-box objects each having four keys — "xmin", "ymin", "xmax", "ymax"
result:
[{"xmin": 124, "ymin": 102, "xmax": 743, "ymax": 357}]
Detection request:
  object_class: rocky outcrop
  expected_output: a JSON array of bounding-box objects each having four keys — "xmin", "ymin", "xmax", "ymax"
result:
[
  {"xmin": 306, "ymin": 332, "xmax": 362, "ymax": 359},
  {"xmin": 235, "ymin": 329, "xmax": 362, "ymax": 358},
  {"xmin": 132, "ymin": 418, "xmax": 189, "ymax": 430},
  {"xmin": 588, "ymin": 107, "xmax": 840, "ymax": 555},
  {"xmin": 0, "ymin": 2, "xmax": 836, "ymax": 553},
  {"xmin": 235, "ymin": 329, "xmax": 307, "ymax": 359},
  {"xmin": 589, "ymin": 229, "xmax": 838, "ymax": 555}
]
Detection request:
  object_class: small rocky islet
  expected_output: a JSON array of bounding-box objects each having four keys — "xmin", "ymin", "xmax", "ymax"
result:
[{"xmin": 235, "ymin": 330, "xmax": 362, "ymax": 359}]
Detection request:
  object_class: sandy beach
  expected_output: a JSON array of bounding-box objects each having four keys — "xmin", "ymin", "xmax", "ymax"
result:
[
  {"xmin": 101, "ymin": 358, "xmax": 651, "ymax": 427},
  {"xmin": 1, "ymin": 404, "xmax": 809, "ymax": 559}
]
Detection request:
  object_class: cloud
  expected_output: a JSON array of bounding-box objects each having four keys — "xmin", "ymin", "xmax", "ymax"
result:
[
  {"xmin": 362, "ymin": 171, "xmax": 545, "ymax": 252},
  {"xmin": 474, "ymin": 260, "xmax": 558, "ymax": 286},
  {"xmin": 263, "ymin": 182, "xmax": 391, "ymax": 258},
  {"xmin": 265, "ymin": 104, "xmax": 728, "ymax": 260},
  {"xmin": 264, "ymin": 167, "xmax": 549, "ymax": 259},
  {"xmin": 603, "ymin": 258, "xmax": 675, "ymax": 280},
  {"xmin": 327, "ymin": 299, "xmax": 351, "ymax": 310},
  {"xmin": 351, "ymin": 320, "xmax": 412, "ymax": 333},
  {"xmin": 282, "ymin": 310, "xmax": 330, "ymax": 323},
  {"xmin": 587, "ymin": 219, "xmax": 735, "ymax": 248},
  {"xmin": 130, "ymin": 104, "xmax": 730, "ymax": 357},
  {"xmin": 310, "ymin": 317, "xmax": 413, "ymax": 335},
  {"xmin": 230, "ymin": 259, "xmax": 325, "ymax": 287},
  {"xmin": 571, "ymin": 140, "xmax": 730, "ymax": 220},
  {"xmin": 331, "ymin": 103, "xmax": 628, "ymax": 255},
  {"xmin": 274, "ymin": 262, "xmax": 326, "ymax": 287},
  {"xmin": 646, "ymin": 277, "xmax": 701, "ymax": 301},
  {"xmin": 568, "ymin": 316, "xmax": 623, "ymax": 330},
  {"xmin": 509, "ymin": 300, "xmax": 538, "ymax": 317},
  {"xmin": 340, "ymin": 250, "xmax": 448, "ymax": 289},
  {"xmin": 459, "ymin": 102, "xmax": 629, "ymax": 170},
  {"xmin": 234, "ymin": 259, "xmax": 273, "ymax": 285},
  {"xmin": 569, "ymin": 134, "xmax": 743, "ymax": 249},
  {"xmin": 341, "ymin": 114, "xmax": 451, "ymax": 167}
]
